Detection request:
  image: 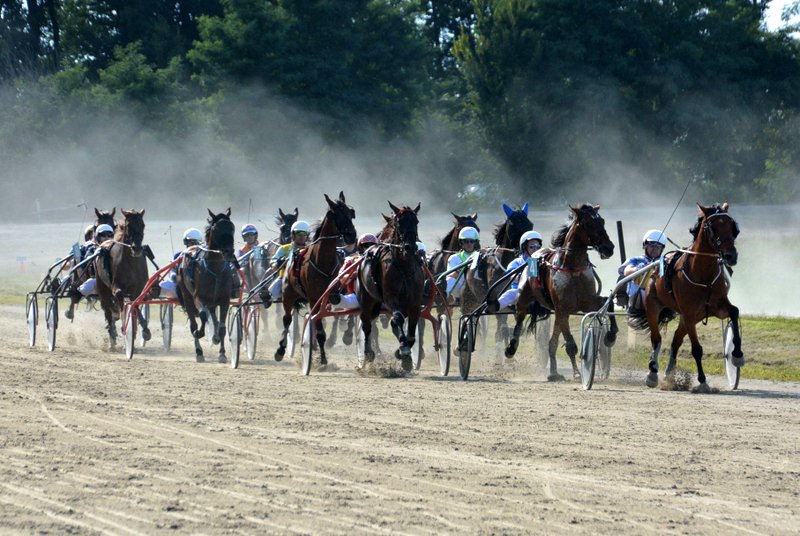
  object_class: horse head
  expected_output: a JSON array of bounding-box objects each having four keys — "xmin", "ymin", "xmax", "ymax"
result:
[
  {"xmin": 696, "ymin": 202, "xmax": 739, "ymax": 266},
  {"xmin": 323, "ymin": 191, "xmax": 357, "ymax": 245},
  {"xmin": 496, "ymin": 202, "xmax": 533, "ymax": 248},
  {"xmin": 389, "ymin": 202, "xmax": 421, "ymax": 253},
  {"xmin": 206, "ymin": 208, "xmax": 236, "ymax": 260},
  {"xmin": 120, "ymin": 209, "xmax": 145, "ymax": 257},
  {"xmin": 441, "ymin": 212, "xmax": 479, "ymax": 250},
  {"xmin": 95, "ymin": 207, "xmax": 116, "ymax": 229},
  {"xmin": 276, "ymin": 208, "xmax": 299, "ymax": 245},
  {"xmin": 570, "ymin": 204, "xmax": 614, "ymax": 259}
]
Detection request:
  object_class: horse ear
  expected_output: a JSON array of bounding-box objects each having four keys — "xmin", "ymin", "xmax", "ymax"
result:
[
  {"xmin": 110, "ymin": 208, "xmax": 116, "ymax": 217},
  {"xmin": 122, "ymin": 209, "xmax": 131, "ymax": 217},
  {"xmin": 721, "ymin": 202, "xmax": 729, "ymax": 212},
  {"xmin": 471, "ymin": 213, "xmax": 478, "ymax": 221},
  {"xmin": 522, "ymin": 202, "xmax": 528, "ymax": 215},
  {"xmin": 451, "ymin": 212, "xmax": 459, "ymax": 221},
  {"xmin": 279, "ymin": 208, "xmax": 285, "ymax": 218},
  {"xmin": 382, "ymin": 213, "xmax": 392, "ymax": 223},
  {"xmin": 294, "ymin": 207, "xmax": 298, "ymax": 217},
  {"xmin": 140, "ymin": 209, "xmax": 145, "ymax": 216},
  {"xmin": 225, "ymin": 207, "xmax": 231, "ymax": 217},
  {"xmin": 339, "ymin": 191, "xmax": 346, "ymax": 203},
  {"xmin": 324, "ymin": 193, "xmax": 336, "ymax": 209},
  {"xmin": 569, "ymin": 205, "xmax": 578, "ymax": 213},
  {"xmin": 593, "ymin": 204, "xmax": 600, "ymax": 211},
  {"xmin": 414, "ymin": 202, "xmax": 421, "ymax": 214},
  {"xmin": 502, "ymin": 203, "xmax": 514, "ymax": 218},
  {"xmin": 697, "ymin": 203, "xmax": 711, "ymax": 216},
  {"xmin": 388, "ymin": 201, "xmax": 400, "ymax": 214},
  {"xmin": 208, "ymin": 208, "xmax": 215, "ymax": 219},
  {"xmin": 95, "ymin": 208, "xmax": 101, "ymax": 218}
]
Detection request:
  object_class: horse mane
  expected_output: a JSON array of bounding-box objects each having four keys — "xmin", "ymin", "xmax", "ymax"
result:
[
  {"xmin": 115, "ymin": 219, "xmax": 127, "ymax": 241},
  {"xmin": 551, "ymin": 203, "xmax": 594, "ymax": 247},
  {"xmin": 439, "ymin": 229, "xmax": 455, "ymax": 250},
  {"xmin": 310, "ymin": 219, "xmax": 324, "ymax": 241}
]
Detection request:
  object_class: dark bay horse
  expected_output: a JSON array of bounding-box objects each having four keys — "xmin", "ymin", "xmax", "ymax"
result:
[
  {"xmin": 358, "ymin": 202, "xmax": 424, "ymax": 370},
  {"xmin": 244, "ymin": 207, "xmax": 298, "ymax": 292},
  {"xmin": 177, "ymin": 209, "xmax": 236, "ymax": 363},
  {"xmin": 465, "ymin": 203, "xmax": 533, "ymax": 357},
  {"xmin": 66, "ymin": 207, "xmax": 118, "ymax": 320},
  {"xmin": 506, "ymin": 204, "xmax": 618, "ymax": 380},
  {"xmin": 629, "ymin": 203, "xmax": 742, "ymax": 391},
  {"xmin": 93, "ymin": 209, "xmax": 150, "ymax": 350},
  {"xmin": 428, "ymin": 212, "xmax": 479, "ymax": 278},
  {"xmin": 275, "ymin": 192, "xmax": 357, "ymax": 365}
]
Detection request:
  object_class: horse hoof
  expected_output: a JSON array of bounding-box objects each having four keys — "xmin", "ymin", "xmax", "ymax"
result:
[
  {"xmin": 692, "ymin": 382, "xmax": 712, "ymax": 394},
  {"xmin": 195, "ymin": 329, "xmax": 205, "ymax": 340},
  {"xmin": 604, "ymin": 331, "xmax": 616, "ymax": 346},
  {"xmin": 732, "ymin": 355, "xmax": 745, "ymax": 367},
  {"xmin": 325, "ymin": 338, "xmax": 335, "ymax": 350},
  {"xmin": 401, "ymin": 357, "xmax": 413, "ymax": 372},
  {"xmin": 320, "ymin": 355, "xmax": 328, "ymax": 366},
  {"xmin": 218, "ymin": 354, "xmax": 227, "ymax": 364},
  {"xmin": 212, "ymin": 335, "xmax": 220, "ymax": 345},
  {"xmin": 505, "ymin": 339, "xmax": 518, "ymax": 358},
  {"xmin": 342, "ymin": 330, "xmax": 353, "ymax": 346},
  {"xmin": 196, "ymin": 353, "xmax": 205, "ymax": 363},
  {"xmin": 142, "ymin": 328, "xmax": 151, "ymax": 342},
  {"xmin": 547, "ymin": 373, "xmax": 566, "ymax": 382},
  {"xmin": 646, "ymin": 371, "xmax": 659, "ymax": 388},
  {"xmin": 64, "ymin": 309, "xmax": 74, "ymax": 320}
]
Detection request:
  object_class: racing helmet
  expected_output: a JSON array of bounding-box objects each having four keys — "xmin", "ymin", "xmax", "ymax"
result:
[
  {"xmin": 458, "ymin": 226, "xmax": 479, "ymax": 241},
  {"xmin": 358, "ymin": 233, "xmax": 378, "ymax": 247},
  {"xmin": 241, "ymin": 223, "xmax": 258, "ymax": 237},
  {"xmin": 416, "ymin": 241, "xmax": 426, "ymax": 253},
  {"xmin": 95, "ymin": 224, "xmax": 114, "ymax": 239},
  {"xmin": 519, "ymin": 230, "xmax": 543, "ymax": 250},
  {"xmin": 642, "ymin": 229, "xmax": 667, "ymax": 247},
  {"xmin": 291, "ymin": 220, "xmax": 310, "ymax": 234},
  {"xmin": 84, "ymin": 225, "xmax": 95, "ymax": 240},
  {"xmin": 183, "ymin": 228, "xmax": 203, "ymax": 244}
]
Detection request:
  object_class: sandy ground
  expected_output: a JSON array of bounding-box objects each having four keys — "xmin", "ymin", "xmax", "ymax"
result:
[{"xmin": 1, "ymin": 302, "xmax": 799, "ymax": 535}]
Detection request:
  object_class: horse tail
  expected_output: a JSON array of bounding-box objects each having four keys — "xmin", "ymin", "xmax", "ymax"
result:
[
  {"xmin": 627, "ymin": 307, "xmax": 676, "ymax": 332},
  {"xmin": 525, "ymin": 301, "xmax": 548, "ymax": 335}
]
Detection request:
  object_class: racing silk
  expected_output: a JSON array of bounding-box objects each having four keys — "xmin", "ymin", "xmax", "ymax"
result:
[
  {"xmin": 504, "ymin": 253, "xmax": 533, "ymax": 290},
  {"xmin": 236, "ymin": 240, "xmax": 259, "ymax": 258},
  {"xmin": 445, "ymin": 250, "xmax": 477, "ymax": 298},
  {"xmin": 271, "ymin": 243, "xmax": 301, "ymax": 276},
  {"xmin": 619, "ymin": 255, "xmax": 658, "ymax": 298},
  {"xmin": 338, "ymin": 254, "xmax": 362, "ymax": 294}
]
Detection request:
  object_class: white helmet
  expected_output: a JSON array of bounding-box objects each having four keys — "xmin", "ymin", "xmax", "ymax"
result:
[
  {"xmin": 95, "ymin": 224, "xmax": 114, "ymax": 236},
  {"xmin": 416, "ymin": 241, "xmax": 426, "ymax": 253},
  {"xmin": 519, "ymin": 230, "xmax": 543, "ymax": 249},
  {"xmin": 458, "ymin": 226, "xmax": 479, "ymax": 241},
  {"xmin": 183, "ymin": 228, "xmax": 203, "ymax": 242},
  {"xmin": 642, "ymin": 229, "xmax": 667, "ymax": 247},
  {"xmin": 291, "ymin": 220, "xmax": 310, "ymax": 234}
]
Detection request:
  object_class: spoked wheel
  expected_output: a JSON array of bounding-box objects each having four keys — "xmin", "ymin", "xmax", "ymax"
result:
[
  {"xmin": 245, "ymin": 306, "xmax": 259, "ymax": 360},
  {"xmin": 137, "ymin": 304, "xmax": 150, "ymax": 346},
  {"xmin": 410, "ymin": 323, "xmax": 423, "ymax": 371},
  {"xmin": 580, "ymin": 317, "xmax": 601, "ymax": 390},
  {"xmin": 45, "ymin": 296, "xmax": 58, "ymax": 352},
  {"xmin": 535, "ymin": 316, "xmax": 551, "ymax": 370},
  {"xmin": 26, "ymin": 293, "xmax": 38, "ymax": 348},
  {"xmin": 228, "ymin": 307, "xmax": 243, "ymax": 369},
  {"xmin": 301, "ymin": 313, "xmax": 314, "ymax": 376},
  {"xmin": 160, "ymin": 303, "xmax": 173, "ymax": 351},
  {"xmin": 723, "ymin": 320, "xmax": 740, "ymax": 390},
  {"xmin": 597, "ymin": 322, "xmax": 612, "ymax": 381},
  {"xmin": 123, "ymin": 303, "xmax": 137, "ymax": 360},
  {"xmin": 286, "ymin": 308, "xmax": 300, "ymax": 358},
  {"xmin": 437, "ymin": 313, "xmax": 451, "ymax": 376},
  {"xmin": 458, "ymin": 317, "xmax": 475, "ymax": 381}
]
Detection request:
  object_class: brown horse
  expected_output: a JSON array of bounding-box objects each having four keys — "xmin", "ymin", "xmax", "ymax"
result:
[
  {"xmin": 358, "ymin": 202, "xmax": 424, "ymax": 370},
  {"xmin": 428, "ymin": 212, "xmax": 479, "ymax": 278},
  {"xmin": 275, "ymin": 192, "xmax": 357, "ymax": 365},
  {"xmin": 177, "ymin": 209, "xmax": 236, "ymax": 363},
  {"xmin": 243, "ymin": 207, "xmax": 298, "ymax": 292},
  {"xmin": 506, "ymin": 204, "xmax": 618, "ymax": 380},
  {"xmin": 93, "ymin": 209, "xmax": 150, "ymax": 350},
  {"xmin": 629, "ymin": 203, "xmax": 742, "ymax": 390},
  {"xmin": 66, "ymin": 207, "xmax": 118, "ymax": 320},
  {"xmin": 464, "ymin": 203, "xmax": 533, "ymax": 357}
]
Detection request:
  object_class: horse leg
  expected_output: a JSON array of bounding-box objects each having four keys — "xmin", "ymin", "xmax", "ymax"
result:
[
  {"xmin": 604, "ymin": 299, "xmax": 618, "ymax": 347},
  {"xmin": 726, "ymin": 303, "xmax": 744, "ymax": 366},
  {"xmin": 101, "ymin": 296, "xmax": 117, "ymax": 351},
  {"xmin": 217, "ymin": 305, "xmax": 228, "ymax": 363},
  {"xmin": 684, "ymin": 320, "xmax": 708, "ymax": 391},
  {"xmin": 547, "ymin": 312, "xmax": 566, "ymax": 382},
  {"xmin": 505, "ymin": 287, "xmax": 532, "ymax": 358},
  {"xmin": 400, "ymin": 314, "xmax": 418, "ymax": 372},
  {"xmin": 495, "ymin": 315, "xmax": 509, "ymax": 364},
  {"xmin": 316, "ymin": 318, "xmax": 328, "ymax": 367},
  {"xmin": 274, "ymin": 303, "xmax": 292, "ymax": 361},
  {"xmin": 391, "ymin": 311, "xmax": 410, "ymax": 359},
  {"xmin": 665, "ymin": 319, "xmax": 688, "ymax": 377},
  {"xmin": 559, "ymin": 318, "xmax": 580, "ymax": 380},
  {"xmin": 138, "ymin": 307, "xmax": 151, "ymax": 342},
  {"xmin": 342, "ymin": 314, "xmax": 355, "ymax": 346},
  {"xmin": 645, "ymin": 307, "xmax": 663, "ymax": 388},
  {"xmin": 326, "ymin": 316, "xmax": 339, "ymax": 350},
  {"xmin": 360, "ymin": 308, "xmax": 375, "ymax": 362}
]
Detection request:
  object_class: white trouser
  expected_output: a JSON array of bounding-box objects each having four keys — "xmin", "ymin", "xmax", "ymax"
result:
[
  {"xmin": 78, "ymin": 278, "xmax": 97, "ymax": 297},
  {"xmin": 497, "ymin": 287, "xmax": 518, "ymax": 309},
  {"xmin": 446, "ymin": 276, "xmax": 465, "ymax": 299},
  {"xmin": 269, "ymin": 277, "xmax": 283, "ymax": 300},
  {"xmin": 159, "ymin": 279, "xmax": 177, "ymax": 299},
  {"xmin": 331, "ymin": 293, "xmax": 359, "ymax": 310}
]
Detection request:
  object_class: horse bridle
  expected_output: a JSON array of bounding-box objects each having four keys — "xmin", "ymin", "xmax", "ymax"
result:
[{"xmin": 702, "ymin": 212, "xmax": 739, "ymax": 254}]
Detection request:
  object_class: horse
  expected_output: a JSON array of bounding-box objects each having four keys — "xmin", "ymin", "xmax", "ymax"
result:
[
  {"xmin": 505, "ymin": 204, "xmax": 618, "ymax": 381},
  {"xmin": 464, "ymin": 203, "xmax": 533, "ymax": 359},
  {"xmin": 275, "ymin": 191, "xmax": 357, "ymax": 366},
  {"xmin": 358, "ymin": 202, "xmax": 424, "ymax": 370},
  {"xmin": 66, "ymin": 207, "xmax": 118, "ymax": 320},
  {"xmin": 93, "ymin": 209, "xmax": 150, "ymax": 350},
  {"xmin": 177, "ymin": 209, "xmax": 236, "ymax": 363},
  {"xmin": 243, "ymin": 207, "xmax": 299, "ymax": 292},
  {"xmin": 428, "ymin": 212, "xmax": 480, "ymax": 278},
  {"xmin": 629, "ymin": 203, "xmax": 742, "ymax": 391}
]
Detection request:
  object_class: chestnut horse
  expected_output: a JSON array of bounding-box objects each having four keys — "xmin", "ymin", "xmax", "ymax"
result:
[
  {"xmin": 629, "ymin": 203, "xmax": 742, "ymax": 390},
  {"xmin": 93, "ymin": 209, "xmax": 150, "ymax": 350},
  {"xmin": 275, "ymin": 192, "xmax": 357, "ymax": 366},
  {"xmin": 358, "ymin": 202, "xmax": 424, "ymax": 370},
  {"xmin": 177, "ymin": 209, "xmax": 236, "ymax": 363},
  {"xmin": 505, "ymin": 204, "xmax": 618, "ymax": 380}
]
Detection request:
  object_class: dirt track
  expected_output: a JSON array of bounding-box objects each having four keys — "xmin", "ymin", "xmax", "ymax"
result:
[{"xmin": 2, "ymin": 303, "xmax": 799, "ymax": 535}]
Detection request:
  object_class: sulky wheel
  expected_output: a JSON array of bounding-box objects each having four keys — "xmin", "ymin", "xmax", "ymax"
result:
[
  {"xmin": 410, "ymin": 323, "xmax": 423, "ymax": 370},
  {"xmin": 355, "ymin": 318, "xmax": 367, "ymax": 369},
  {"xmin": 458, "ymin": 317, "xmax": 475, "ymax": 381},
  {"xmin": 228, "ymin": 307, "xmax": 243, "ymax": 369},
  {"xmin": 437, "ymin": 314, "xmax": 451, "ymax": 376},
  {"xmin": 26, "ymin": 293, "xmax": 38, "ymax": 348},
  {"xmin": 160, "ymin": 303, "xmax": 173, "ymax": 351},
  {"xmin": 301, "ymin": 314, "xmax": 314, "ymax": 376},
  {"xmin": 137, "ymin": 304, "xmax": 150, "ymax": 346},
  {"xmin": 286, "ymin": 308, "xmax": 300, "ymax": 358},
  {"xmin": 723, "ymin": 320, "xmax": 740, "ymax": 390},
  {"xmin": 123, "ymin": 303, "xmax": 137, "ymax": 360},
  {"xmin": 580, "ymin": 318, "xmax": 601, "ymax": 390},
  {"xmin": 45, "ymin": 296, "xmax": 58, "ymax": 352}
]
